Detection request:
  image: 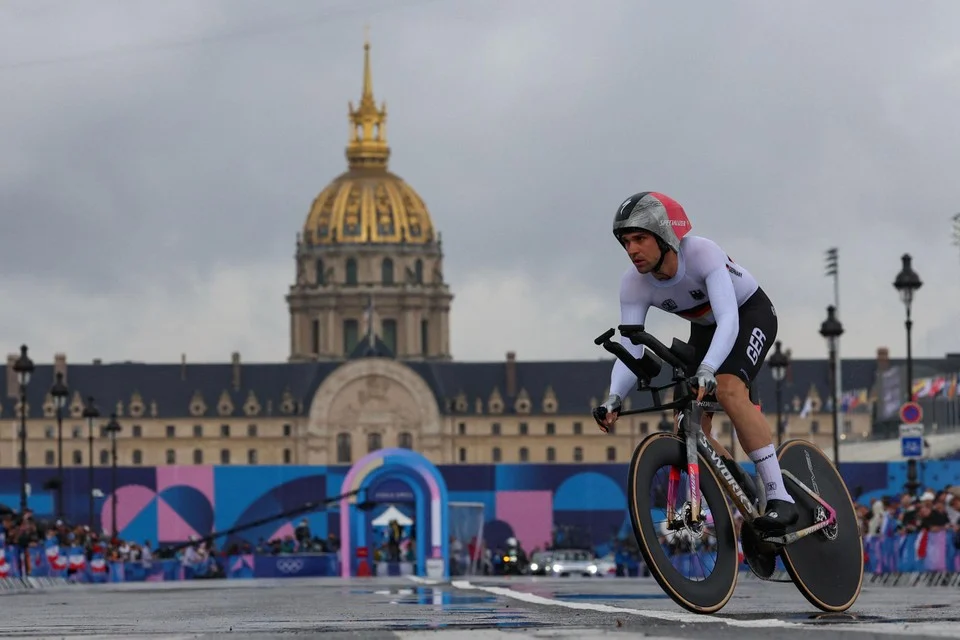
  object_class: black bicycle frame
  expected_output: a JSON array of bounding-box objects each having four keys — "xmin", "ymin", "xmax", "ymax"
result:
[{"xmin": 596, "ymin": 325, "xmax": 839, "ymax": 547}]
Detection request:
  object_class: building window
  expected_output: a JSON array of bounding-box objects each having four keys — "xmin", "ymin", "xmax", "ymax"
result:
[
  {"xmin": 336, "ymin": 433, "xmax": 351, "ymax": 463},
  {"xmin": 72, "ymin": 426, "xmax": 82, "ymax": 439},
  {"xmin": 457, "ymin": 422, "xmax": 466, "ymax": 435},
  {"xmin": 45, "ymin": 450, "xmax": 55, "ymax": 465},
  {"xmin": 283, "ymin": 423, "xmax": 292, "ymax": 437},
  {"xmin": 546, "ymin": 447, "xmax": 556, "ymax": 462},
  {"xmin": 99, "ymin": 450, "xmax": 109, "ymax": 465},
  {"xmin": 247, "ymin": 449, "xmax": 257, "ymax": 465},
  {"xmin": 640, "ymin": 421, "xmax": 649, "ymax": 434},
  {"xmin": 44, "ymin": 426, "xmax": 54, "ymax": 439},
  {"xmin": 166, "ymin": 449, "xmax": 176, "ymax": 464},
  {"xmin": 606, "ymin": 446, "xmax": 616, "ymax": 462},
  {"xmin": 519, "ymin": 422, "xmax": 528, "ymax": 436},
  {"xmin": 132, "ymin": 450, "xmax": 143, "ymax": 465},
  {"xmin": 811, "ymin": 420, "xmax": 820, "ymax": 434},
  {"xmin": 573, "ymin": 447, "xmax": 583, "ymax": 462},
  {"xmin": 193, "ymin": 425, "xmax": 203, "ymax": 437},
  {"xmin": 398, "ymin": 432, "xmax": 413, "ymax": 449},
  {"xmin": 491, "ymin": 422, "xmax": 500, "ymax": 435},
  {"xmin": 193, "ymin": 449, "xmax": 203, "ymax": 464},
  {"xmin": 546, "ymin": 423, "xmax": 556, "ymax": 435},
  {"xmin": 345, "ymin": 258, "xmax": 358, "ymax": 285},
  {"xmin": 315, "ymin": 258, "xmax": 325, "ymax": 285},
  {"xmin": 382, "ymin": 318, "xmax": 398, "ymax": 354},
  {"xmin": 414, "ymin": 259, "xmax": 423, "ymax": 284},
  {"xmin": 573, "ymin": 422, "xmax": 582, "ymax": 435},
  {"xmin": 72, "ymin": 450, "xmax": 82, "ymax": 465},
  {"xmin": 420, "ymin": 319, "xmax": 429, "ymax": 356},
  {"xmin": 459, "ymin": 447, "xmax": 466, "ymax": 462},
  {"xmin": 132, "ymin": 425, "xmax": 142, "ymax": 438},
  {"xmin": 247, "ymin": 424, "xmax": 257, "ymax": 437},
  {"xmin": 283, "ymin": 448, "xmax": 292, "ymax": 464},
  {"xmin": 343, "ymin": 319, "xmax": 359, "ymax": 354},
  {"xmin": 492, "ymin": 447, "xmax": 501, "ymax": 462},
  {"xmin": 311, "ymin": 319, "xmax": 320, "ymax": 355},
  {"xmin": 367, "ymin": 432, "xmax": 382, "ymax": 453},
  {"xmin": 220, "ymin": 449, "xmax": 231, "ymax": 464},
  {"xmin": 519, "ymin": 447, "xmax": 529, "ymax": 462},
  {"xmin": 166, "ymin": 425, "xmax": 176, "ymax": 438},
  {"xmin": 382, "ymin": 258, "xmax": 394, "ymax": 285},
  {"xmin": 221, "ymin": 424, "xmax": 230, "ymax": 437},
  {"xmin": 843, "ymin": 419, "xmax": 853, "ymax": 433}
]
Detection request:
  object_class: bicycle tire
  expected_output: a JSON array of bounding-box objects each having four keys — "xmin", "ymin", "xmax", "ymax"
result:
[
  {"xmin": 628, "ymin": 432, "xmax": 739, "ymax": 614},
  {"xmin": 776, "ymin": 439, "xmax": 864, "ymax": 612}
]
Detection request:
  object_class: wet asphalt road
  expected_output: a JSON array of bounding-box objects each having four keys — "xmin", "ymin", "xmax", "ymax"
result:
[{"xmin": 1, "ymin": 575, "xmax": 959, "ymax": 639}]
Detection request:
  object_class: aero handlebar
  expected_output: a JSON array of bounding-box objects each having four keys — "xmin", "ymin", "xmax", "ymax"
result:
[{"xmin": 594, "ymin": 325, "xmax": 699, "ymax": 415}]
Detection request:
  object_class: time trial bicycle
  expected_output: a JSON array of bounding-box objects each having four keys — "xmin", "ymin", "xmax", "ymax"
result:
[{"xmin": 593, "ymin": 325, "xmax": 863, "ymax": 615}]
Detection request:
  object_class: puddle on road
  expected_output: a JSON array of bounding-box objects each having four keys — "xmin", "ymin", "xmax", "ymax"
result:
[{"xmin": 361, "ymin": 587, "xmax": 548, "ymax": 631}]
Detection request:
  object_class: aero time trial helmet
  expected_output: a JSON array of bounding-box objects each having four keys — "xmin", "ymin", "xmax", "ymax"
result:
[{"xmin": 612, "ymin": 191, "xmax": 692, "ymax": 253}]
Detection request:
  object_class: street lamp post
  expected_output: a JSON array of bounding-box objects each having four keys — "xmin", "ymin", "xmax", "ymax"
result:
[
  {"xmin": 819, "ymin": 306, "xmax": 844, "ymax": 467},
  {"xmin": 50, "ymin": 372, "xmax": 69, "ymax": 520},
  {"xmin": 82, "ymin": 396, "xmax": 100, "ymax": 529},
  {"xmin": 769, "ymin": 341, "xmax": 790, "ymax": 447},
  {"xmin": 893, "ymin": 254, "xmax": 923, "ymax": 403},
  {"xmin": 12, "ymin": 345, "xmax": 34, "ymax": 514},
  {"xmin": 104, "ymin": 414, "xmax": 122, "ymax": 537}
]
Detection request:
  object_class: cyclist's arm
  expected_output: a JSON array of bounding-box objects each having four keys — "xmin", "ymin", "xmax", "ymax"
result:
[
  {"xmin": 609, "ymin": 271, "xmax": 650, "ymax": 401},
  {"xmin": 695, "ymin": 242, "xmax": 740, "ymax": 371}
]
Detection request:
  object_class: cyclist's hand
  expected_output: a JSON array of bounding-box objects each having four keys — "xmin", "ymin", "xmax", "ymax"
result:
[
  {"xmin": 592, "ymin": 394, "xmax": 622, "ymax": 433},
  {"xmin": 692, "ymin": 364, "xmax": 717, "ymax": 402}
]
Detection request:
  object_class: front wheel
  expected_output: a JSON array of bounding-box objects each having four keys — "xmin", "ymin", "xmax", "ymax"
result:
[
  {"xmin": 627, "ymin": 432, "xmax": 739, "ymax": 615},
  {"xmin": 777, "ymin": 439, "xmax": 864, "ymax": 612}
]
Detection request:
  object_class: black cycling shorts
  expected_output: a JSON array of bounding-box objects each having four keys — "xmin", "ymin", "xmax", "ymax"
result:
[{"xmin": 686, "ymin": 286, "xmax": 778, "ymax": 387}]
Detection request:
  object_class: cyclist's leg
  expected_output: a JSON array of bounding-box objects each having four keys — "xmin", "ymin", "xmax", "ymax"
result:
[{"xmin": 712, "ymin": 288, "xmax": 797, "ymax": 531}]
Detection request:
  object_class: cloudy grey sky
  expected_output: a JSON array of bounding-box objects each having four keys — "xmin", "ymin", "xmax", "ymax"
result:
[{"xmin": 2, "ymin": 0, "xmax": 959, "ymax": 367}]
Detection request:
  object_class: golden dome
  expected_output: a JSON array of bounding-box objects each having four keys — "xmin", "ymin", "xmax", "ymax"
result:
[{"xmin": 302, "ymin": 39, "xmax": 436, "ymax": 246}]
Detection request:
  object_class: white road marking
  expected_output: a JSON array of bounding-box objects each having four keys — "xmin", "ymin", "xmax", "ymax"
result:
[{"xmin": 449, "ymin": 580, "xmax": 960, "ymax": 636}]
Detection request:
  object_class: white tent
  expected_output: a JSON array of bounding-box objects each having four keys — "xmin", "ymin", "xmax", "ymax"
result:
[{"xmin": 371, "ymin": 504, "xmax": 413, "ymax": 527}]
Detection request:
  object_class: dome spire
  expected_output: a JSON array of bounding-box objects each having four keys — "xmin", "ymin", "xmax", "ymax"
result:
[{"xmin": 346, "ymin": 29, "xmax": 389, "ymax": 170}]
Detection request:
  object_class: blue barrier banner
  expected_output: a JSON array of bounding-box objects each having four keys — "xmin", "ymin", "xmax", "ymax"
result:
[{"xmin": 254, "ymin": 554, "xmax": 338, "ymax": 578}]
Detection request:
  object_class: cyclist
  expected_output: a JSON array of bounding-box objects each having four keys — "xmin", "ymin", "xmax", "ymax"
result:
[{"xmin": 592, "ymin": 191, "xmax": 797, "ymax": 534}]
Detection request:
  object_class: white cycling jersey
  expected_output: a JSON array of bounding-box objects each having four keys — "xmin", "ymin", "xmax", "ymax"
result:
[{"xmin": 609, "ymin": 235, "xmax": 759, "ymax": 401}]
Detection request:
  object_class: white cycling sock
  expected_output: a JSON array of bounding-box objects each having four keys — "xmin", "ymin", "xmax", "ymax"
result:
[{"xmin": 748, "ymin": 444, "xmax": 794, "ymax": 504}]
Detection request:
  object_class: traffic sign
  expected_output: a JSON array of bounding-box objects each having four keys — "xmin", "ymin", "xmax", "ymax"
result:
[
  {"xmin": 900, "ymin": 402, "xmax": 923, "ymax": 424},
  {"xmin": 899, "ymin": 422, "xmax": 925, "ymax": 459},
  {"xmin": 901, "ymin": 436, "xmax": 924, "ymax": 459}
]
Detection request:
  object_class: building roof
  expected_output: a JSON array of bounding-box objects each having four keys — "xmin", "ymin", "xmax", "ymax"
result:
[{"xmin": 6, "ymin": 350, "xmax": 958, "ymax": 422}]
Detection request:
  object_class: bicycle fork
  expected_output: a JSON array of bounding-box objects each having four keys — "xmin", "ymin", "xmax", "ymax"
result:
[{"xmin": 666, "ymin": 407, "xmax": 704, "ymax": 525}]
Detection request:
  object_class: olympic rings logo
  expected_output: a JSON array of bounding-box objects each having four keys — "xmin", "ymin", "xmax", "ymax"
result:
[{"xmin": 276, "ymin": 559, "xmax": 305, "ymax": 574}]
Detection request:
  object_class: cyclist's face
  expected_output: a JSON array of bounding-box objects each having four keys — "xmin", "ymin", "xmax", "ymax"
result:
[{"xmin": 620, "ymin": 231, "xmax": 660, "ymax": 273}]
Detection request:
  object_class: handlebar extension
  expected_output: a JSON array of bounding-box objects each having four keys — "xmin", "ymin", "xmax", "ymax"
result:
[{"xmin": 617, "ymin": 324, "xmax": 693, "ymax": 372}]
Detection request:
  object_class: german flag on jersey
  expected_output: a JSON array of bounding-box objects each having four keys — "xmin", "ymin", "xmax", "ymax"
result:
[{"xmin": 676, "ymin": 300, "xmax": 714, "ymax": 323}]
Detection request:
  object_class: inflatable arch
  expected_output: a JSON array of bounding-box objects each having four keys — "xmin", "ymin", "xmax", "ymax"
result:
[{"xmin": 339, "ymin": 447, "xmax": 449, "ymax": 577}]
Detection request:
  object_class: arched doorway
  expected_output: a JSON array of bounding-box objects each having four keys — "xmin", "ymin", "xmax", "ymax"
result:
[{"xmin": 339, "ymin": 447, "xmax": 449, "ymax": 577}]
